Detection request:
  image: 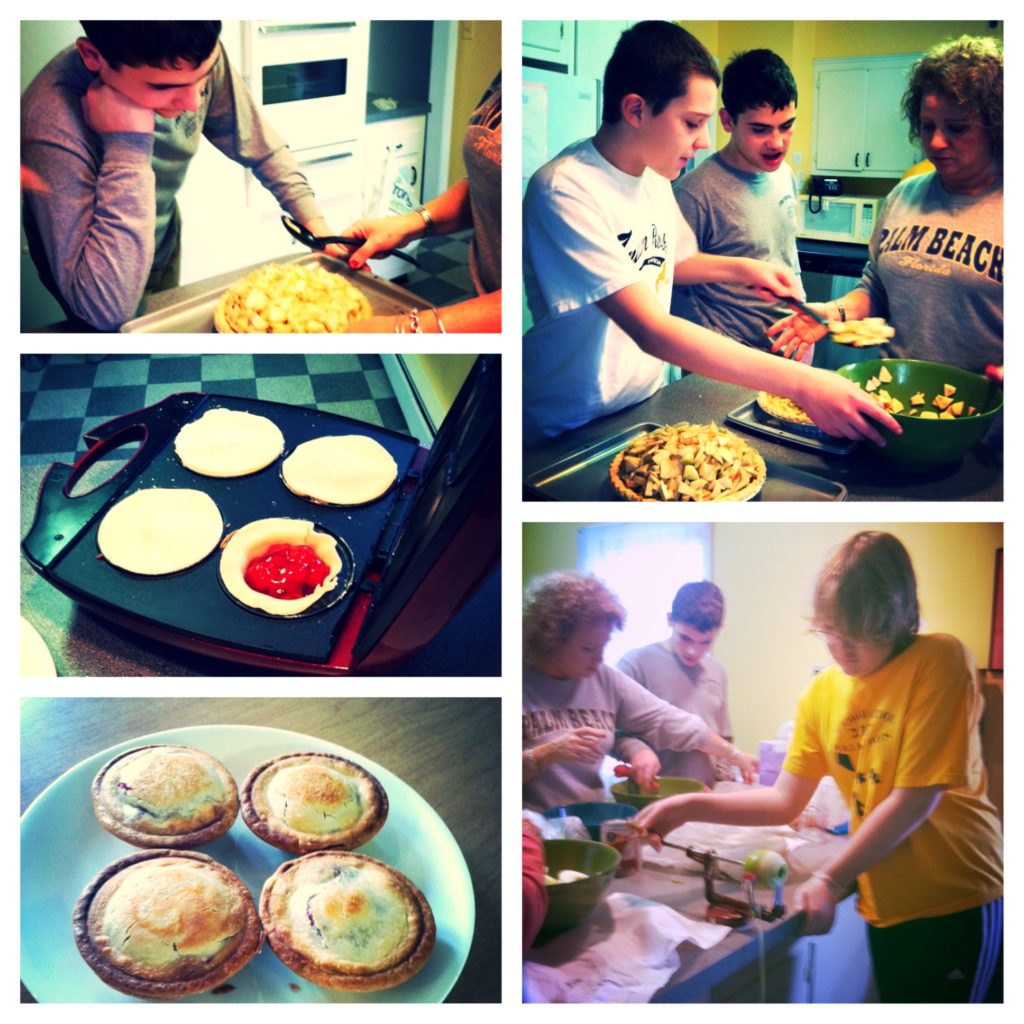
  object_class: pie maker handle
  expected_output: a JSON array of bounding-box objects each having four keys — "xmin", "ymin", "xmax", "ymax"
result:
[
  {"xmin": 22, "ymin": 393, "xmax": 206, "ymax": 571},
  {"xmin": 22, "ymin": 426, "xmax": 150, "ymax": 570}
]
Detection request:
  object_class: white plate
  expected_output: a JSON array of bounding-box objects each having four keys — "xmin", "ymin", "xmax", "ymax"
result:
[
  {"xmin": 20, "ymin": 724, "xmax": 474, "ymax": 1003},
  {"xmin": 20, "ymin": 617, "xmax": 56, "ymax": 677}
]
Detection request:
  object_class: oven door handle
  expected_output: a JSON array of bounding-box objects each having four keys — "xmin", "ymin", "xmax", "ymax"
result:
[
  {"xmin": 258, "ymin": 22, "xmax": 357, "ymax": 34},
  {"xmin": 300, "ymin": 151, "xmax": 355, "ymax": 166}
]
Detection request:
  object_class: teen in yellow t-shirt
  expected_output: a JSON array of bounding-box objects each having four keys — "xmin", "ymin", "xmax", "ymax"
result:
[{"xmin": 636, "ymin": 532, "xmax": 1002, "ymax": 1002}]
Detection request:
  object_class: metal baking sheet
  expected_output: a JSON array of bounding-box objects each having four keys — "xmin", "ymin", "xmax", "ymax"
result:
[
  {"xmin": 726, "ymin": 399, "xmax": 858, "ymax": 456},
  {"xmin": 22, "ymin": 393, "xmax": 421, "ymax": 662},
  {"xmin": 524, "ymin": 423, "xmax": 847, "ymax": 501},
  {"xmin": 120, "ymin": 252, "xmax": 433, "ymax": 333}
]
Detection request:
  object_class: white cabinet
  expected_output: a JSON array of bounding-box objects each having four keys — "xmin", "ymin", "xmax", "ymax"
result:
[
  {"xmin": 813, "ymin": 54, "xmax": 922, "ymax": 176},
  {"xmin": 523, "ymin": 21, "xmax": 574, "ymax": 70}
]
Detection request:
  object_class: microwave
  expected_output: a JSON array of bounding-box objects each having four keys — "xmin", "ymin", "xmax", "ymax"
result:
[{"xmin": 797, "ymin": 195, "xmax": 880, "ymax": 244}]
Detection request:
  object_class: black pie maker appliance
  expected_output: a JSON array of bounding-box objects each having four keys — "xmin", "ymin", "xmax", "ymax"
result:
[{"xmin": 22, "ymin": 356, "xmax": 501, "ymax": 674}]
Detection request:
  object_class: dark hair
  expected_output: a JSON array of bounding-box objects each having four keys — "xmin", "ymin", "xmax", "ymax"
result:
[
  {"xmin": 902, "ymin": 35, "xmax": 1002, "ymax": 159},
  {"xmin": 812, "ymin": 532, "xmax": 920, "ymax": 647},
  {"xmin": 80, "ymin": 21, "xmax": 221, "ymax": 71},
  {"xmin": 602, "ymin": 21, "xmax": 720, "ymax": 124},
  {"xmin": 670, "ymin": 581, "xmax": 724, "ymax": 632},
  {"xmin": 721, "ymin": 49, "xmax": 797, "ymax": 119}
]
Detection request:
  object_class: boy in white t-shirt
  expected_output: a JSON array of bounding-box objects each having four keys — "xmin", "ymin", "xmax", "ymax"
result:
[{"xmin": 523, "ymin": 21, "xmax": 897, "ymax": 445}]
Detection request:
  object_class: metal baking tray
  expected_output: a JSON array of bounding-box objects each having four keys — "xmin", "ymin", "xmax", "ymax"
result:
[
  {"xmin": 726, "ymin": 399, "xmax": 858, "ymax": 456},
  {"xmin": 120, "ymin": 253, "xmax": 433, "ymax": 333},
  {"xmin": 524, "ymin": 422, "xmax": 847, "ymax": 501},
  {"xmin": 22, "ymin": 393, "xmax": 421, "ymax": 662}
]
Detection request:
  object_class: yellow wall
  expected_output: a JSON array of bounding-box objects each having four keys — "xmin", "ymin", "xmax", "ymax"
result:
[
  {"xmin": 448, "ymin": 21, "xmax": 501, "ymax": 187},
  {"xmin": 522, "ymin": 522, "xmax": 1001, "ymax": 751},
  {"xmin": 406, "ymin": 355, "xmax": 475, "ymax": 412},
  {"xmin": 676, "ymin": 20, "xmax": 1002, "ymax": 190}
]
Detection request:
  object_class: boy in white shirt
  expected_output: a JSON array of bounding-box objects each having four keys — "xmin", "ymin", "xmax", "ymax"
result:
[{"xmin": 523, "ymin": 22, "xmax": 897, "ymax": 445}]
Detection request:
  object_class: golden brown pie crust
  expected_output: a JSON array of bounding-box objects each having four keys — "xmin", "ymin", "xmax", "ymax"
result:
[
  {"xmin": 92, "ymin": 745, "xmax": 240, "ymax": 848},
  {"xmin": 609, "ymin": 422, "xmax": 766, "ymax": 502},
  {"xmin": 756, "ymin": 391, "xmax": 815, "ymax": 425},
  {"xmin": 241, "ymin": 752, "xmax": 388, "ymax": 854},
  {"xmin": 73, "ymin": 849, "xmax": 262, "ymax": 999},
  {"xmin": 259, "ymin": 850, "xmax": 435, "ymax": 992}
]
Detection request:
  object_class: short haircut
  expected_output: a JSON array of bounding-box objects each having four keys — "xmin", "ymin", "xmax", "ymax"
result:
[
  {"xmin": 902, "ymin": 35, "xmax": 1003, "ymax": 159},
  {"xmin": 523, "ymin": 572, "xmax": 625, "ymax": 661},
  {"xmin": 721, "ymin": 49, "xmax": 797, "ymax": 119},
  {"xmin": 602, "ymin": 20, "xmax": 720, "ymax": 125},
  {"xmin": 80, "ymin": 21, "xmax": 222, "ymax": 71},
  {"xmin": 812, "ymin": 532, "xmax": 920, "ymax": 647},
  {"xmin": 670, "ymin": 581, "xmax": 724, "ymax": 632}
]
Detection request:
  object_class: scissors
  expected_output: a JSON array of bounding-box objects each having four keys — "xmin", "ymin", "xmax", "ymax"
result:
[{"xmin": 281, "ymin": 215, "xmax": 420, "ymax": 268}]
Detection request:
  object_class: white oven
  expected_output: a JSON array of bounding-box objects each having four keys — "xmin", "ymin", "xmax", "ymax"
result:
[{"xmin": 243, "ymin": 21, "xmax": 368, "ymax": 155}]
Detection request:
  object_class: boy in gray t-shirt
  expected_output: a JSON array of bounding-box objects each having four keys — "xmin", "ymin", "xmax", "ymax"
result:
[
  {"xmin": 672, "ymin": 49, "xmax": 802, "ymax": 349},
  {"xmin": 616, "ymin": 581, "xmax": 733, "ymax": 788}
]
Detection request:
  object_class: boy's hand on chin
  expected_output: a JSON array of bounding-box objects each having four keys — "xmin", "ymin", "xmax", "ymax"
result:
[{"xmin": 81, "ymin": 79, "xmax": 155, "ymax": 135}]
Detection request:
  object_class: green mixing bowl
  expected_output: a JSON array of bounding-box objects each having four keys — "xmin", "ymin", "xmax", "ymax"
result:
[
  {"xmin": 836, "ymin": 359, "xmax": 1002, "ymax": 467},
  {"xmin": 539, "ymin": 839, "xmax": 620, "ymax": 938},
  {"xmin": 611, "ymin": 776, "xmax": 704, "ymax": 810}
]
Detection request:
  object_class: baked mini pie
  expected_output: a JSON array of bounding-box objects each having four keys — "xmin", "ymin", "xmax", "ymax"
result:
[
  {"xmin": 281, "ymin": 435, "xmax": 399, "ymax": 506},
  {"xmin": 214, "ymin": 262, "xmax": 372, "ymax": 334},
  {"xmin": 241, "ymin": 752, "xmax": 388, "ymax": 854},
  {"xmin": 174, "ymin": 408, "xmax": 285, "ymax": 478},
  {"xmin": 92, "ymin": 744, "xmax": 239, "ymax": 848},
  {"xmin": 259, "ymin": 850, "xmax": 435, "ymax": 992},
  {"xmin": 218, "ymin": 517, "xmax": 345, "ymax": 616},
  {"xmin": 610, "ymin": 422, "xmax": 766, "ymax": 502},
  {"xmin": 73, "ymin": 849, "xmax": 262, "ymax": 999},
  {"xmin": 97, "ymin": 488, "xmax": 223, "ymax": 576}
]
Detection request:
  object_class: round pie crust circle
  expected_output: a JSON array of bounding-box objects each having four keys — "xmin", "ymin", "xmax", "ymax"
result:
[
  {"xmin": 73, "ymin": 849, "xmax": 262, "ymax": 1000},
  {"xmin": 241, "ymin": 752, "xmax": 388, "ymax": 854},
  {"xmin": 174, "ymin": 407, "xmax": 285, "ymax": 478},
  {"xmin": 97, "ymin": 487, "xmax": 223, "ymax": 575},
  {"xmin": 218, "ymin": 517, "xmax": 343, "ymax": 616},
  {"xmin": 282, "ymin": 435, "xmax": 398, "ymax": 506},
  {"xmin": 259, "ymin": 850, "xmax": 435, "ymax": 992},
  {"xmin": 92, "ymin": 744, "xmax": 240, "ymax": 848}
]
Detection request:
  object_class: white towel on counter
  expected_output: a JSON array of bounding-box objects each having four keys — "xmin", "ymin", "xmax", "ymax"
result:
[{"xmin": 524, "ymin": 892, "xmax": 729, "ymax": 1003}]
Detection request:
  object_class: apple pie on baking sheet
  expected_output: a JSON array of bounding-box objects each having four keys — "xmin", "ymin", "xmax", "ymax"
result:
[
  {"xmin": 214, "ymin": 263, "xmax": 372, "ymax": 333},
  {"xmin": 610, "ymin": 422, "xmax": 766, "ymax": 502}
]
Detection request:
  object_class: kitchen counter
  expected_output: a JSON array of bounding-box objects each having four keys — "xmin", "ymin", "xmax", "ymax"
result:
[
  {"xmin": 523, "ymin": 375, "xmax": 1002, "ymax": 502},
  {"xmin": 20, "ymin": 696, "xmax": 500, "ymax": 1003},
  {"xmin": 32, "ymin": 252, "xmax": 433, "ymax": 332},
  {"xmin": 366, "ymin": 92, "xmax": 431, "ymax": 123},
  {"xmin": 527, "ymin": 835, "xmax": 875, "ymax": 1002}
]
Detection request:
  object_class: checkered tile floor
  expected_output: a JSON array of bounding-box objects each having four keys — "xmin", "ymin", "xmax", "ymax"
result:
[
  {"xmin": 20, "ymin": 353, "xmax": 409, "ymax": 466},
  {"xmin": 390, "ymin": 230, "xmax": 475, "ymax": 308}
]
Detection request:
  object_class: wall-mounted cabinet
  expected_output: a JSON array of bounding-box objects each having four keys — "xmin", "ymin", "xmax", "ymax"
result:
[
  {"xmin": 523, "ymin": 21, "xmax": 574, "ymax": 71},
  {"xmin": 812, "ymin": 54, "xmax": 922, "ymax": 176}
]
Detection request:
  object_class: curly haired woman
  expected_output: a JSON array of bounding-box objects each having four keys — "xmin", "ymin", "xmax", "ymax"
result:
[
  {"xmin": 769, "ymin": 36, "xmax": 1003, "ymax": 379},
  {"xmin": 522, "ymin": 571, "xmax": 757, "ymax": 810}
]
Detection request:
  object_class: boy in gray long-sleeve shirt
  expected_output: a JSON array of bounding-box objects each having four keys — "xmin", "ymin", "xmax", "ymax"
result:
[
  {"xmin": 616, "ymin": 581, "xmax": 732, "ymax": 788},
  {"xmin": 22, "ymin": 21, "xmax": 334, "ymax": 331}
]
